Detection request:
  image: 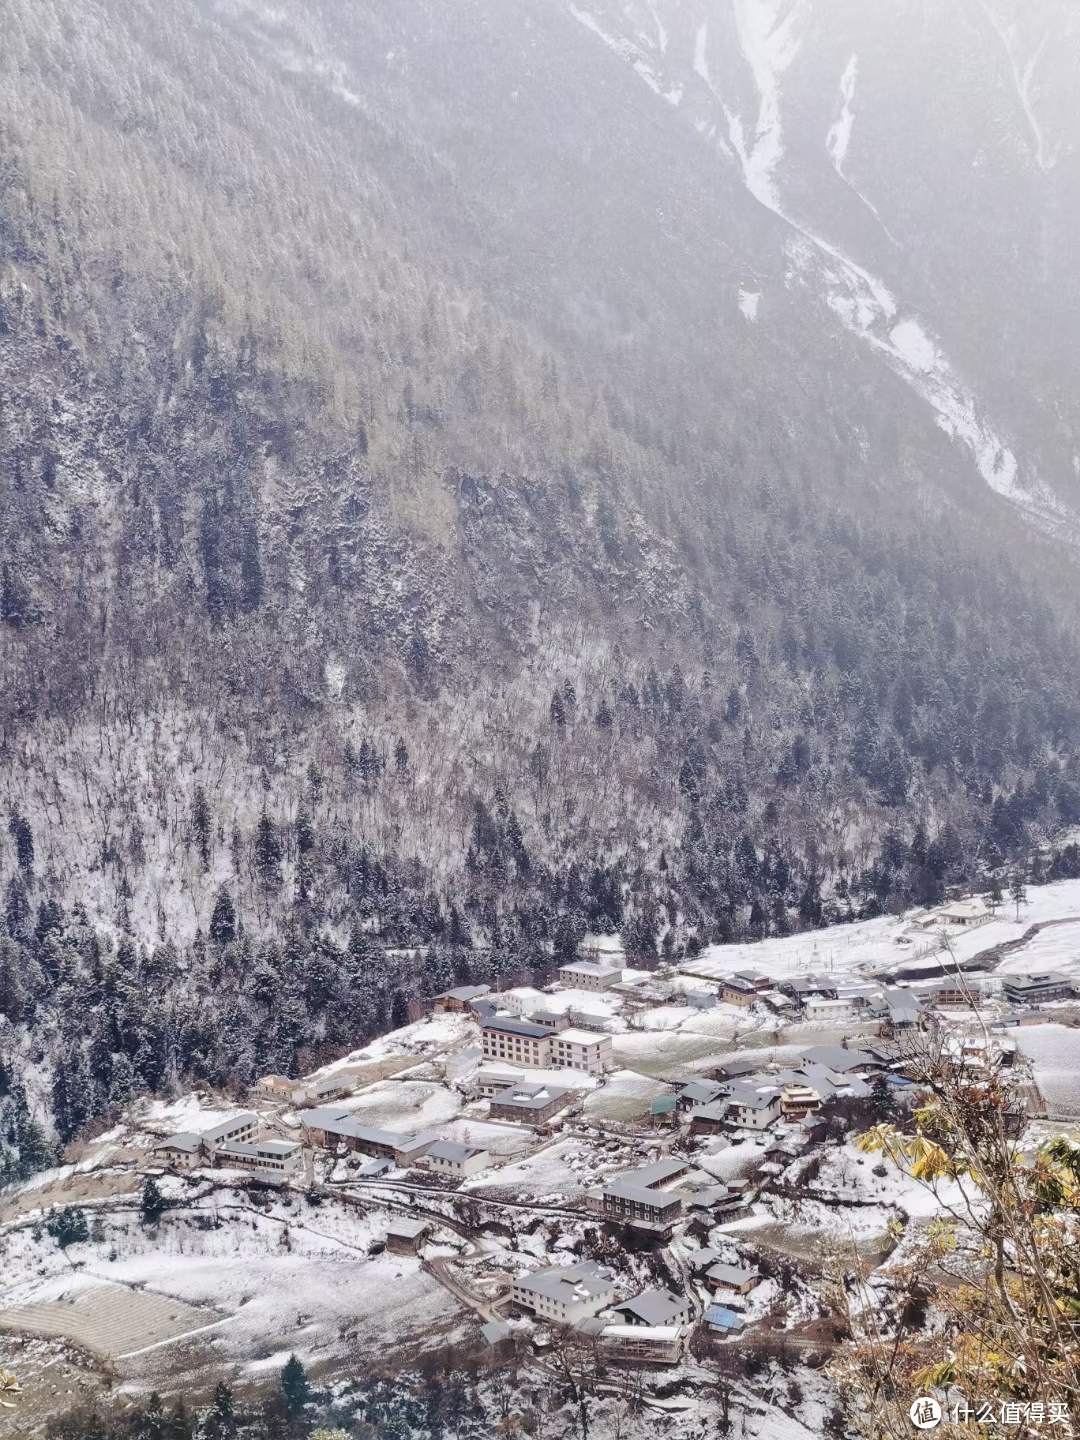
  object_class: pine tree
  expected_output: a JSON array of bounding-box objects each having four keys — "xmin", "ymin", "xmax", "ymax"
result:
[
  {"xmin": 281, "ymin": 1355, "xmax": 311, "ymax": 1414},
  {"xmin": 549, "ymin": 688, "xmax": 565, "ymax": 731},
  {"xmin": 45, "ymin": 1205, "xmax": 89, "ymax": 1248},
  {"xmin": 394, "ymin": 738, "xmax": 409, "ymax": 776},
  {"xmin": 254, "ymin": 811, "xmax": 282, "ymax": 887},
  {"xmin": 191, "ymin": 787, "xmax": 212, "ymax": 869},
  {"xmin": 200, "ymin": 1381, "xmax": 236, "ymax": 1440},
  {"xmin": 209, "ymin": 888, "xmax": 237, "ymax": 946},
  {"xmin": 1010, "ymin": 868, "xmax": 1028, "ymax": 921},
  {"xmin": 142, "ymin": 1175, "xmax": 166, "ymax": 1221}
]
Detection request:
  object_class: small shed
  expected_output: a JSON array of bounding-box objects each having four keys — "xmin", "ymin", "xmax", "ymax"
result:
[
  {"xmin": 481, "ymin": 1320, "xmax": 513, "ymax": 1348},
  {"xmin": 704, "ymin": 1304, "xmax": 745, "ymax": 1334},
  {"xmin": 385, "ymin": 1218, "xmax": 431, "ymax": 1255}
]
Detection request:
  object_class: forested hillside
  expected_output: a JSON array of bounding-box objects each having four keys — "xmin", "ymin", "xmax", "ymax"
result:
[{"xmin": 2, "ymin": 0, "xmax": 1080, "ymax": 1168}]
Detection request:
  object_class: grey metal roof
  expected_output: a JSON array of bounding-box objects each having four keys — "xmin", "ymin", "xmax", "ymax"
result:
[
  {"xmin": 679, "ymin": 1080, "xmax": 725, "ymax": 1104},
  {"xmin": 688, "ymin": 1100, "xmax": 729, "ymax": 1121},
  {"xmin": 483, "ymin": 1017, "xmax": 552, "ymax": 1040},
  {"xmin": 481, "ymin": 1321, "xmax": 512, "ymax": 1345},
  {"xmin": 799, "ymin": 1046, "xmax": 871, "ymax": 1072},
  {"xmin": 426, "ymin": 1140, "xmax": 485, "ymax": 1163},
  {"xmin": 614, "ymin": 1289, "xmax": 688, "ymax": 1326},
  {"xmin": 727, "ymin": 1088, "xmax": 779, "ymax": 1111},
  {"xmin": 492, "ymin": 1082, "xmax": 570, "ymax": 1110},
  {"xmin": 202, "ymin": 1112, "xmax": 259, "ymax": 1142},
  {"xmin": 515, "ymin": 1261, "xmax": 613, "ymax": 1302},
  {"xmin": 620, "ymin": 1157, "xmax": 688, "ymax": 1188},
  {"xmin": 156, "ymin": 1131, "xmax": 202, "ymax": 1153},
  {"xmin": 387, "ymin": 1218, "xmax": 430, "ymax": 1239},
  {"xmin": 707, "ymin": 1263, "xmax": 760, "ymax": 1287},
  {"xmin": 436, "ymin": 985, "xmax": 492, "ymax": 1001},
  {"xmin": 603, "ymin": 1180, "xmax": 682, "ymax": 1208}
]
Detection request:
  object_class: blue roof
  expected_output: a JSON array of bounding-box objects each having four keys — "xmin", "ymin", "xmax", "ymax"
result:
[
  {"xmin": 886, "ymin": 1076, "xmax": 915, "ymax": 1087},
  {"xmin": 704, "ymin": 1304, "xmax": 744, "ymax": 1330}
]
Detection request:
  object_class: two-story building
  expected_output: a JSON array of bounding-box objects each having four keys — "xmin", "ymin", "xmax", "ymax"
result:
[
  {"xmin": 422, "ymin": 1141, "xmax": 490, "ymax": 1178},
  {"xmin": 512, "ymin": 1261, "xmax": 616, "ymax": 1325},
  {"xmin": 214, "ymin": 1138, "xmax": 303, "ymax": 1176},
  {"xmin": 488, "ymin": 1080, "xmax": 571, "ymax": 1125},
  {"xmin": 556, "ymin": 962, "xmax": 623, "ymax": 993}
]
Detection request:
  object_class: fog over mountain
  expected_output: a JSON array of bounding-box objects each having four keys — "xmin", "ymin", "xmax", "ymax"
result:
[{"xmin": 1, "ymin": 0, "xmax": 1080, "ymax": 1117}]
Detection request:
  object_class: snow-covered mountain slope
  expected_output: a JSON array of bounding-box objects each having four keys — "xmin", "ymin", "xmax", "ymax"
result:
[{"xmin": 564, "ymin": 0, "xmax": 1080, "ymax": 535}]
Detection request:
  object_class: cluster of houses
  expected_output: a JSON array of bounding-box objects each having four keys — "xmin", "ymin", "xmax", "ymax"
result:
[
  {"xmin": 678, "ymin": 1045, "xmax": 904, "ymax": 1137},
  {"xmin": 501, "ymin": 1244, "xmax": 766, "ymax": 1360},
  {"xmin": 154, "ymin": 1112, "xmax": 304, "ymax": 1177}
]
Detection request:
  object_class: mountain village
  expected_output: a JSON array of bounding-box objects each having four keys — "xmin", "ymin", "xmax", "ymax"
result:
[{"xmin": 3, "ymin": 885, "xmax": 1079, "ymax": 1430}]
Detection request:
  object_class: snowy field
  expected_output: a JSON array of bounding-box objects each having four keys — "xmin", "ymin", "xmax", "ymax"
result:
[
  {"xmin": 0, "ymin": 1189, "xmax": 465, "ymax": 1387},
  {"xmin": 681, "ymin": 880, "xmax": 1080, "ymax": 982},
  {"xmin": 1012, "ymin": 1025, "xmax": 1080, "ymax": 1117},
  {"xmin": 995, "ymin": 921, "xmax": 1080, "ymax": 978},
  {"xmin": 582, "ymin": 1068, "xmax": 671, "ymax": 1121}
]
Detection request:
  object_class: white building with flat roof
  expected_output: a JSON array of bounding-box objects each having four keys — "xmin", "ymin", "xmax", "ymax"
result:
[
  {"xmin": 214, "ymin": 1138, "xmax": 303, "ymax": 1175},
  {"xmin": 550, "ymin": 1028, "xmax": 614, "ymax": 1074},
  {"xmin": 557, "ymin": 962, "xmax": 623, "ymax": 993}
]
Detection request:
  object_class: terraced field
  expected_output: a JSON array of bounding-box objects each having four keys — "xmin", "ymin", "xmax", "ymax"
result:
[{"xmin": 0, "ymin": 1281, "xmax": 225, "ymax": 1358}]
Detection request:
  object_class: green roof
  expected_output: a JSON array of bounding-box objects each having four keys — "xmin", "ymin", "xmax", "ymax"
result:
[{"xmin": 650, "ymin": 1095, "xmax": 677, "ymax": 1115}]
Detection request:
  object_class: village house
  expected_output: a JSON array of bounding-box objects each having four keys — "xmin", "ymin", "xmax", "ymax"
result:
[
  {"xmin": 704, "ymin": 1304, "xmax": 745, "ymax": 1334},
  {"xmin": 512, "ymin": 1261, "xmax": 617, "ymax": 1325},
  {"xmin": 780, "ymin": 974, "xmax": 839, "ymax": 1003},
  {"xmin": 549, "ymin": 1027, "xmax": 614, "ymax": 1074},
  {"xmin": 556, "ymin": 961, "xmax": 623, "ymax": 993},
  {"xmin": 678, "ymin": 1080, "xmax": 726, "ymax": 1111},
  {"xmin": 599, "ymin": 1158, "xmax": 688, "ymax": 1234},
  {"xmin": 201, "ymin": 1113, "xmax": 260, "ymax": 1157},
  {"xmin": 481, "ymin": 1018, "xmax": 553, "ymax": 1068},
  {"xmin": 722, "ymin": 1086, "xmax": 782, "ymax": 1130},
  {"xmin": 386, "ymin": 1218, "xmax": 430, "ymax": 1255},
  {"xmin": 488, "ymin": 1079, "xmax": 571, "ymax": 1125},
  {"xmin": 613, "ymin": 1288, "xmax": 693, "ymax": 1328},
  {"xmin": 444, "ymin": 1046, "xmax": 482, "ymax": 1082},
  {"xmin": 153, "ymin": 1132, "xmax": 203, "ymax": 1171},
  {"xmin": 684, "ymin": 990, "xmax": 718, "ymax": 1010},
  {"xmin": 707, "ymin": 1263, "xmax": 762, "ymax": 1296},
  {"xmin": 913, "ymin": 899, "xmax": 991, "ymax": 931},
  {"xmin": 254, "ymin": 1075, "xmax": 299, "ymax": 1101},
  {"xmin": 299, "ymin": 1107, "xmax": 438, "ymax": 1165},
  {"xmin": 493, "ymin": 986, "xmax": 546, "ymax": 1016},
  {"xmin": 306, "ymin": 1074, "xmax": 354, "ymax": 1104},
  {"xmin": 804, "ymin": 997, "xmax": 858, "ymax": 1023},
  {"xmin": 432, "ymin": 985, "xmax": 492, "ymax": 1014},
  {"xmin": 473, "ymin": 1065, "xmax": 525, "ymax": 1097},
  {"xmin": 779, "ymin": 1084, "xmax": 822, "ymax": 1118},
  {"xmin": 687, "ymin": 1100, "xmax": 730, "ymax": 1135},
  {"xmin": 718, "ymin": 977, "xmax": 760, "ymax": 1006},
  {"xmin": 214, "ymin": 1138, "xmax": 303, "ymax": 1176},
  {"xmin": 1002, "ymin": 973, "xmax": 1074, "ymax": 1005},
  {"xmin": 422, "ymin": 1141, "xmax": 490, "ymax": 1178},
  {"xmin": 529, "ymin": 1010, "xmax": 571, "ymax": 1032}
]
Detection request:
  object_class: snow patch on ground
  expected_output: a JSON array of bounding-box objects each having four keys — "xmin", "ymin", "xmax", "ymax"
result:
[
  {"xmin": 738, "ymin": 288, "xmax": 760, "ymax": 321},
  {"xmin": 825, "ymin": 54, "xmax": 858, "ymax": 174}
]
